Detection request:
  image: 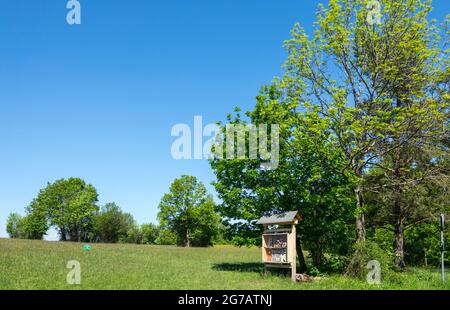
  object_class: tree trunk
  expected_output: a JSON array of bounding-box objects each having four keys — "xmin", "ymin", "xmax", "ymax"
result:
[
  {"xmin": 296, "ymin": 238, "xmax": 307, "ymax": 273},
  {"xmin": 60, "ymin": 227, "xmax": 67, "ymax": 241},
  {"xmin": 186, "ymin": 229, "xmax": 190, "ymax": 247},
  {"xmin": 77, "ymin": 224, "xmax": 81, "ymax": 242},
  {"xmin": 392, "ymin": 145, "xmax": 406, "ymax": 270},
  {"xmin": 393, "ymin": 196, "xmax": 406, "ymax": 270},
  {"xmin": 312, "ymin": 249, "xmax": 322, "ymax": 268},
  {"xmin": 355, "ymin": 185, "xmax": 366, "ymax": 241}
]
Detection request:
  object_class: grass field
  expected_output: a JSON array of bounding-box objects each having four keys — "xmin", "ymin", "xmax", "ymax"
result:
[{"xmin": 0, "ymin": 238, "xmax": 449, "ymax": 290}]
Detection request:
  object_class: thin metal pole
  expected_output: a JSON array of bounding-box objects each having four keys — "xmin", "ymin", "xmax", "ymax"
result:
[
  {"xmin": 440, "ymin": 214, "xmax": 445, "ymax": 286},
  {"xmin": 442, "ymin": 251, "xmax": 445, "ymax": 286}
]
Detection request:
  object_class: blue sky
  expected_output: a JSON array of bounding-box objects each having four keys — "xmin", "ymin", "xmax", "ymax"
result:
[{"xmin": 0, "ymin": 0, "xmax": 448, "ymax": 239}]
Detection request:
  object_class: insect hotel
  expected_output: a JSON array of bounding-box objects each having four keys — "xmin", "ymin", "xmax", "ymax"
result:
[{"xmin": 256, "ymin": 211, "xmax": 302, "ymax": 282}]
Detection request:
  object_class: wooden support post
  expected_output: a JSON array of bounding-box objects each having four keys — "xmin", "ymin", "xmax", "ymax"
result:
[{"xmin": 291, "ymin": 224, "xmax": 296, "ymax": 282}]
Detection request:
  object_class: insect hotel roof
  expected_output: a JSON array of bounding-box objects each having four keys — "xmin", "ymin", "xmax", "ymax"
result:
[{"xmin": 256, "ymin": 211, "xmax": 302, "ymax": 226}]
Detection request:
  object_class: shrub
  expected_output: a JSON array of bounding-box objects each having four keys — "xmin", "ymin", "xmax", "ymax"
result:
[
  {"xmin": 404, "ymin": 222, "xmax": 449, "ymax": 267},
  {"xmin": 6, "ymin": 213, "xmax": 26, "ymax": 239},
  {"xmin": 371, "ymin": 226, "xmax": 395, "ymax": 256},
  {"xmin": 120, "ymin": 225, "xmax": 143, "ymax": 244},
  {"xmin": 322, "ymin": 254, "xmax": 348, "ymax": 273},
  {"xmin": 93, "ymin": 203, "xmax": 133, "ymax": 243},
  {"xmin": 307, "ymin": 266, "xmax": 321, "ymax": 277},
  {"xmin": 141, "ymin": 223, "xmax": 159, "ymax": 245},
  {"xmin": 345, "ymin": 240, "xmax": 395, "ymax": 282},
  {"xmin": 231, "ymin": 235, "xmax": 259, "ymax": 247},
  {"xmin": 156, "ymin": 230, "xmax": 177, "ymax": 245}
]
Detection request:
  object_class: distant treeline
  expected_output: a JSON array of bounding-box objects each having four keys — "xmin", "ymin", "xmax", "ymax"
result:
[{"xmin": 6, "ymin": 176, "xmax": 224, "ymax": 247}]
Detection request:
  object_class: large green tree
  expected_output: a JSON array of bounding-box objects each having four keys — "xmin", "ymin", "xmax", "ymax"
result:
[
  {"xmin": 210, "ymin": 85, "xmax": 356, "ymax": 269},
  {"xmin": 158, "ymin": 175, "xmax": 220, "ymax": 247},
  {"xmin": 365, "ymin": 138, "xmax": 449, "ymax": 268},
  {"xmin": 294, "ymin": 0, "xmax": 449, "ymax": 268},
  {"xmin": 27, "ymin": 178, "xmax": 98, "ymax": 242},
  {"xmin": 360, "ymin": 0, "xmax": 448, "ymax": 269},
  {"xmin": 211, "ymin": 0, "xmax": 448, "ymax": 270},
  {"xmin": 283, "ymin": 0, "xmax": 448, "ymax": 244}
]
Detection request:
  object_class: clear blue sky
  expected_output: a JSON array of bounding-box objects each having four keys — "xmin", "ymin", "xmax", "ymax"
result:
[{"xmin": 0, "ymin": 0, "xmax": 448, "ymax": 239}]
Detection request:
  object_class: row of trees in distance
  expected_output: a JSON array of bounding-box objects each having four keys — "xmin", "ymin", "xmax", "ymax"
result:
[{"xmin": 7, "ymin": 176, "xmax": 220, "ymax": 247}]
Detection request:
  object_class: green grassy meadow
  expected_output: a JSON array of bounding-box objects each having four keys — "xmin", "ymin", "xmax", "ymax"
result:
[{"xmin": 0, "ymin": 238, "xmax": 448, "ymax": 290}]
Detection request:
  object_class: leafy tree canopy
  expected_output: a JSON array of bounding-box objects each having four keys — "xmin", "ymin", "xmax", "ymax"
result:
[
  {"xmin": 158, "ymin": 175, "xmax": 220, "ymax": 247},
  {"xmin": 28, "ymin": 178, "xmax": 98, "ymax": 242}
]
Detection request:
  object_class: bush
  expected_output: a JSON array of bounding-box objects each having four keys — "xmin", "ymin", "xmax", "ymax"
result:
[
  {"xmin": 6, "ymin": 213, "xmax": 26, "ymax": 239},
  {"xmin": 404, "ymin": 222, "xmax": 449, "ymax": 267},
  {"xmin": 371, "ymin": 226, "xmax": 395, "ymax": 256},
  {"xmin": 307, "ymin": 266, "xmax": 321, "ymax": 277},
  {"xmin": 93, "ymin": 203, "xmax": 137, "ymax": 243},
  {"xmin": 345, "ymin": 240, "xmax": 395, "ymax": 282},
  {"xmin": 231, "ymin": 235, "xmax": 259, "ymax": 247},
  {"xmin": 141, "ymin": 223, "xmax": 159, "ymax": 245},
  {"xmin": 120, "ymin": 225, "xmax": 143, "ymax": 244},
  {"xmin": 156, "ymin": 230, "xmax": 177, "ymax": 245},
  {"xmin": 322, "ymin": 254, "xmax": 348, "ymax": 273}
]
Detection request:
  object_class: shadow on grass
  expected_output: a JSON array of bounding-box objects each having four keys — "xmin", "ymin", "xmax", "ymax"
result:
[
  {"xmin": 212, "ymin": 262, "xmax": 290, "ymax": 277},
  {"xmin": 212, "ymin": 262, "xmax": 264, "ymax": 273}
]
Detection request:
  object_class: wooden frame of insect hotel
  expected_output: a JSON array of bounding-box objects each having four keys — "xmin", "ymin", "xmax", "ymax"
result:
[{"xmin": 256, "ymin": 211, "xmax": 302, "ymax": 282}]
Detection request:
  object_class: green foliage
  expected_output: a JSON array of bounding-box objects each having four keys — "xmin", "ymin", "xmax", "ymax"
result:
[
  {"xmin": 190, "ymin": 198, "xmax": 221, "ymax": 247},
  {"xmin": 284, "ymin": 0, "xmax": 449, "ymax": 249},
  {"xmin": 404, "ymin": 222, "xmax": 449, "ymax": 266},
  {"xmin": 367, "ymin": 221, "xmax": 449, "ymax": 268},
  {"xmin": 158, "ymin": 175, "xmax": 220, "ymax": 247},
  {"xmin": 156, "ymin": 229, "xmax": 177, "ymax": 245},
  {"xmin": 27, "ymin": 178, "xmax": 98, "ymax": 241},
  {"xmin": 211, "ymin": 222, "xmax": 233, "ymax": 245},
  {"xmin": 93, "ymin": 203, "xmax": 136, "ymax": 243},
  {"xmin": 22, "ymin": 201, "xmax": 48, "ymax": 240},
  {"xmin": 211, "ymin": 0, "xmax": 449, "ymax": 271},
  {"xmin": 345, "ymin": 241, "xmax": 395, "ymax": 281},
  {"xmin": 112, "ymin": 212, "xmax": 142, "ymax": 244},
  {"xmin": 121, "ymin": 225, "xmax": 143, "ymax": 244},
  {"xmin": 210, "ymin": 84, "xmax": 357, "ymax": 268},
  {"xmin": 368, "ymin": 226, "xmax": 395, "ymax": 256},
  {"xmin": 307, "ymin": 266, "xmax": 321, "ymax": 277},
  {"xmin": 141, "ymin": 223, "xmax": 159, "ymax": 245},
  {"xmin": 322, "ymin": 254, "xmax": 348, "ymax": 273},
  {"xmin": 230, "ymin": 235, "xmax": 260, "ymax": 248},
  {"xmin": 6, "ymin": 213, "xmax": 25, "ymax": 239}
]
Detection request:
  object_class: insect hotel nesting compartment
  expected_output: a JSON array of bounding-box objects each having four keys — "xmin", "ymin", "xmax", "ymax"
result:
[{"xmin": 256, "ymin": 211, "xmax": 302, "ymax": 282}]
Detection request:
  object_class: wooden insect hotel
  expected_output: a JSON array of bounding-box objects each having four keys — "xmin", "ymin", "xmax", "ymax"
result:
[{"xmin": 256, "ymin": 211, "xmax": 302, "ymax": 282}]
